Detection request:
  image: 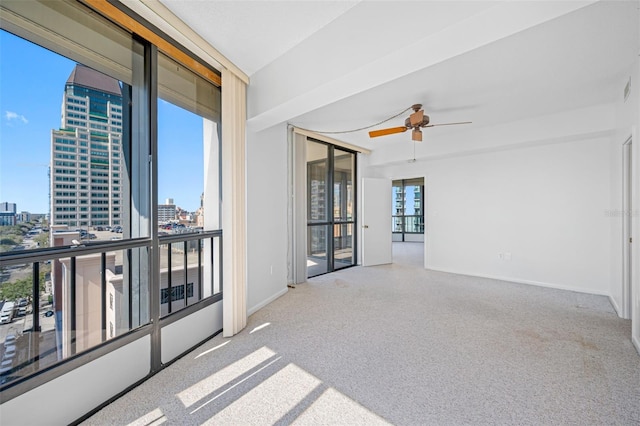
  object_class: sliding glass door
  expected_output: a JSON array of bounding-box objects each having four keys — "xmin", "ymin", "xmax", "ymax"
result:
[{"xmin": 307, "ymin": 140, "xmax": 356, "ymax": 277}]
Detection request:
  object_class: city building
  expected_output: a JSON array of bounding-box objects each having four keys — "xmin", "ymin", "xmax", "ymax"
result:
[
  {"xmin": 194, "ymin": 193, "xmax": 205, "ymax": 228},
  {"xmin": 158, "ymin": 198, "xmax": 176, "ymax": 223},
  {"xmin": 50, "ymin": 64, "xmax": 123, "ymax": 229},
  {"xmin": 0, "ymin": 202, "xmax": 16, "ymax": 214},
  {"xmin": 50, "ymin": 227, "xmax": 204, "ymax": 357},
  {"xmin": 0, "ymin": 202, "xmax": 17, "ymax": 226},
  {"xmin": 16, "ymin": 211, "xmax": 31, "ymax": 223},
  {"xmin": 0, "ymin": 212, "xmax": 15, "ymax": 226},
  {"xmin": 1, "ymin": 1, "xmax": 639, "ymax": 425}
]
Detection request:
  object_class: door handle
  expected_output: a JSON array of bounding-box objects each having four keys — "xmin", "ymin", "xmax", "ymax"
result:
[{"xmin": 362, "ymin": 225, "xmax": 369, "ymax": 229}]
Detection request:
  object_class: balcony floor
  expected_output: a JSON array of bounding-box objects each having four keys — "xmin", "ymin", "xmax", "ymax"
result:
[{"xmin": 83, "ymin": 242, "xmax": 640, "ymax": 425}]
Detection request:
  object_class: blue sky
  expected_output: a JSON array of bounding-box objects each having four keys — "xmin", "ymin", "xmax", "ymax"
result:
[{"xmin": 0, "ymin": 30, "xmax": 204, "ymax": 214}]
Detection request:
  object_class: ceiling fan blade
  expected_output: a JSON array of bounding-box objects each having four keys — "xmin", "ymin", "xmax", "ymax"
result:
[
  {"xmin": 369, "ymin": 126, "xmax": 408, "ymax": 138},
  {"xmin": 423, "ymin": 121, "xmax": 472, "ymax": 128}
]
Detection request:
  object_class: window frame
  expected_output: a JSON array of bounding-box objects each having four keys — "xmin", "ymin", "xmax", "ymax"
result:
[{"xmin": 0, "ymin": 0, "xmax": 223, "ymax": 401}]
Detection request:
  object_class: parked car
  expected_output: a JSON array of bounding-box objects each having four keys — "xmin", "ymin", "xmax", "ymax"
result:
[
  {"xmin": 4, "ymin": 335, "xmax": 16, "ymax": 347},
  {"xmin": 17, "ymin": 298, "xmax": 28, "ymax": 307},
  {"xmin": 1, "ymin": 301, "xmax": 15, "ymax": 324},
  {"xmin": 44, "ymin": 310, "xmax": 54, "ymax": 318},
  {"xmin": 3, "ymin": 345, "xmax": 16, "ymax": 360}
]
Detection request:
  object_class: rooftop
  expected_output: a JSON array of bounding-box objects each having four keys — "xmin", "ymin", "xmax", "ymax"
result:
[{"xmin": 66, "ymin": 64, "xmax": 122, "ymax": 96}]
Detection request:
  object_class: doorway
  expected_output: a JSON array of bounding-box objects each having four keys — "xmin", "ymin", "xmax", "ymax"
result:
[
  {"xmin": 623, "ymin": 137, "xmax": 632, "ymax": 319},
  {"xmin": 306, "ymin": 139, "xmax": 357, "ymax": 277},
  {"xmin": 392, "ymin": 178, "xmax": 425, "ymax": 242}
]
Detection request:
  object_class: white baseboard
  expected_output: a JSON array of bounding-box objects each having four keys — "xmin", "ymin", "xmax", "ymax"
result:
[
  {"xmin": 609, "ymin": 295, "xmax": 623, "ymax": 318},
  {"xmin": 425, "ymin": 266, "xmax": 611, "ymax": 297},
  {"xmin": 247, "ymin": 286, "xmax": 288, "ymax": 316},
  {"xmin": 633, "ymin": 335, "xmax": 640, "ymax": 356}
]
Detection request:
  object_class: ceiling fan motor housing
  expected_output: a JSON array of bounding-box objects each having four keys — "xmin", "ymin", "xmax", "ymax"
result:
[{"xmin": 405, "ymin": 114, "xmax": 430, "ymax": 128}]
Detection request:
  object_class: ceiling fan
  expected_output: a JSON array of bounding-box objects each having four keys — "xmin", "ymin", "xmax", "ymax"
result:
[{"xmin": 369, "ymin": 104, "xmax": 471, "ymax": 142}]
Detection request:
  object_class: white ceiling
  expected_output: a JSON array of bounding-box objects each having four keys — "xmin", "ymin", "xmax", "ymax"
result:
[
  {"xmin": 159, "ymin": 0, "xmax": 638, "ymax": 157},
  {"xmin": 157, "ymin": 0, "xmax": 361, "ymax": 76}
]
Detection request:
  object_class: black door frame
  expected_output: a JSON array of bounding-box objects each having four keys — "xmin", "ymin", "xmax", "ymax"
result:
[{"xmin": 306, "ymin": 138, "xmax": 357, "ymax": 277}]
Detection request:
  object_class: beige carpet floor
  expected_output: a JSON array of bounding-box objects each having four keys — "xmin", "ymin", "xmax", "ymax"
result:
[{"xmin": 83, "ymin": 242, "xmax": 640, "ymax": 425}]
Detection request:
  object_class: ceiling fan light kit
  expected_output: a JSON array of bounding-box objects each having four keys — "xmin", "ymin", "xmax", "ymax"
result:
[{"xmin": 368, "ymin": 103, "xmax": 471, "ymax": 142}]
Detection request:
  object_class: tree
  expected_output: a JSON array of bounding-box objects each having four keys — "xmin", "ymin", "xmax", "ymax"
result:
[
  {"xmin": 33, "ymin": 232, "xmax": 49, "ymax": 248},
  {"xmin": 0, "ymin": 277, "xmax": 32, "ymax": 301},
  {"xmin": 0, "ymin": 272, "xmax": 47, "ymax": 302},
  {"xmin": 0, "ymin": 225, "xmax": 24, "ymax": 252}
]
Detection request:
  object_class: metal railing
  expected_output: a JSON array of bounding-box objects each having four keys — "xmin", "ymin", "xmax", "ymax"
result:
[
  {"xmin": 0, "ymin": 229, "xmax": 222, "ymax": 390},
  {"xmin": 158, "ymin": 231, "xmax": 222, "ymax": 317}
]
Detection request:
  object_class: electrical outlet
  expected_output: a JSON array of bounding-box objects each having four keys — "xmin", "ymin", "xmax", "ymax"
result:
[
  {"xmin": 504, "ymin": 252, "xmax": 512, "ymax": 261},
  {"xmin": 498, "ymin": 253, "xmax": 504, "ymax": 260}
]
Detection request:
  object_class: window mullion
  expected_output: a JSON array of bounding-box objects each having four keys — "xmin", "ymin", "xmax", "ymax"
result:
[{"xmin": 146, "ymin": 42, "xmax": 162, "ymax": 373}]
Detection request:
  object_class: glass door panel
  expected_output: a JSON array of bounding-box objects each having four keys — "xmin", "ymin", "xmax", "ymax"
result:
[
  {"xmin": 333, "ymin": 149, "xmax": 354, "ymax": 221},
  {"xmin": 307, "ymin": 141, "xmax": 328, "ymax": 224},
  {"xmin": 307, "ymin": 225, "xmax": 328, "ymax": 277},
  {"xmin": 334, "ymin": 223, "xmax": 354, "ymax": 270},
  {"xmin": 404, "ymin": 216, "xmax": 424, "ymax": 233},
  {"xmin": 392, "ymin": 216, "xmax": 403, "ymax": 233}
]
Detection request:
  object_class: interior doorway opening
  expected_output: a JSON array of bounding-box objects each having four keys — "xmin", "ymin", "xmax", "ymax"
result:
[
  {"xmin": 623, "ymin": 137, "xmax": 632, "ymax": 319},
  {"xmin": 392, "ymin": 178, "xmax": 425, "ymax": 242}
]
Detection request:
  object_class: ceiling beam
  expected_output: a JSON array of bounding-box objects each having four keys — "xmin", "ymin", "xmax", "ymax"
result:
[{"xmin": 247, "ymin": 1, "xmax": 596, "ymax": 133}]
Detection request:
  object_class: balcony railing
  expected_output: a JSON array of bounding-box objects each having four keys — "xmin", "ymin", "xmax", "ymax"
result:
[{"xmin": 0, "ymin": 230, "xmax": 221, "ymax": 390}]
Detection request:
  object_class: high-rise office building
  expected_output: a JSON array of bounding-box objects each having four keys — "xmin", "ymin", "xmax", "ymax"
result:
[
  {"xmin": 0, "ymin": 202, "xmax": 17, "ymax": 226},
  {"xmin": 0, "ymin": 202, "xmax": 17, "ymax": 214},
  {"xmin": 50, "ymin": 64, "xmax": 123, "ymax": 228}
]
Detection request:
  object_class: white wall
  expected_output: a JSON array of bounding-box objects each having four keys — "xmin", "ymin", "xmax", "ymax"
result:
[
  {"xmin": 371, "ymin": 133, "xmax": 613, "ymax": 296},
  {"xmin": 161, "ymin": 301, "xmax": 223, "ymax": 363},
  {"xmin": 0, "ymin": 336, "xmax": 151, "ymax": 425},
  {"xmin": 246, "ymin": 124, "xmax": 289, "ymax": 315}
]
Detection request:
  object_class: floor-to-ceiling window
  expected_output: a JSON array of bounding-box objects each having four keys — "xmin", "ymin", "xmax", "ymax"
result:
[
  {"xmin": 306, "ymin": 139, "xmax": 356, "ymax": 277},
  {"xmin": 0, "ymin": 0, "xmax": 150, "ymax": 384},
  {"xmin": 0, "ymin": 0, "xmax": 222, "ymax": 406},
  {"xmin": 392, "ymin": 178, "xmax": 424, "ymax": 242}
]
